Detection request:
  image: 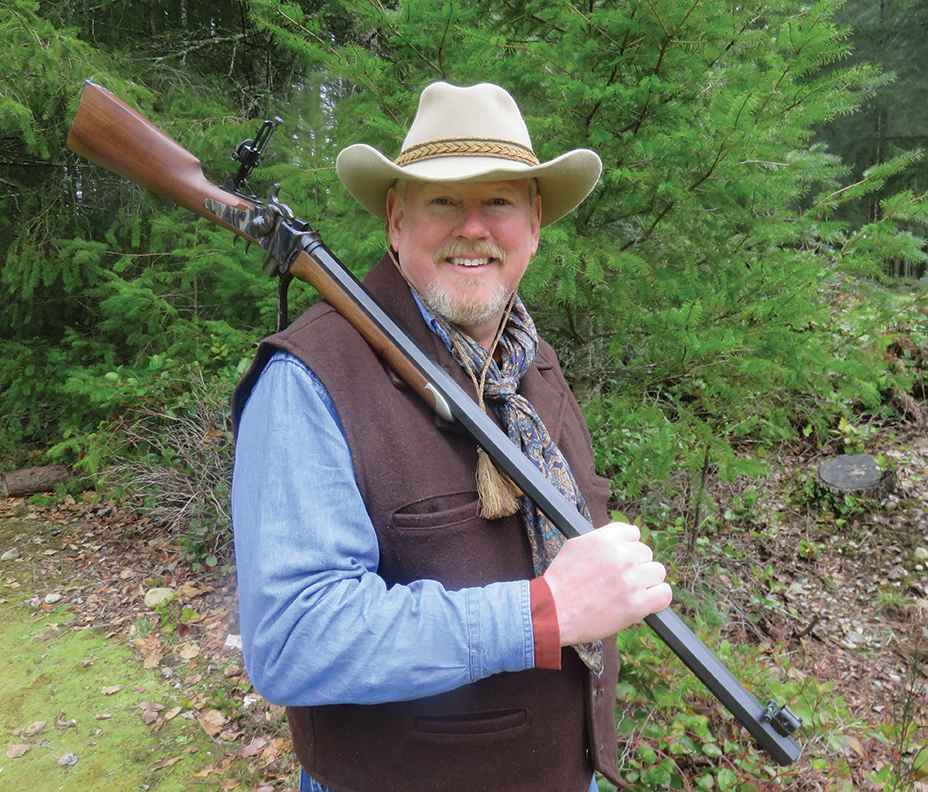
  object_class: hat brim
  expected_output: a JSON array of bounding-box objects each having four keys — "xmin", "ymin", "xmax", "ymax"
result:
[{"xmin": 336, "ymin": 144, "xmax": 601, "ymax": 227}]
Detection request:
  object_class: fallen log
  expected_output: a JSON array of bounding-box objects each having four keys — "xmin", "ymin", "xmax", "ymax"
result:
[{"xmin": 0, "ymin": 465, "xmax": 71, "ymax": 497}]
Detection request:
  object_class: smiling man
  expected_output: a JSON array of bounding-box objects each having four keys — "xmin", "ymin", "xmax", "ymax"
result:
[
  {"xmin": 386, "ymin": 178, "xmax": 539, "ymax": 348},
  {"xmin": 231, "ymin": 82, "xmax": 671, "ymax": 792}
]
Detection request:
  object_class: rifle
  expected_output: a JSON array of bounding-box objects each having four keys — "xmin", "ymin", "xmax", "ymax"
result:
[{"xmin": 67, "ymin": 80, "xmax": 803, "ymax": 766}]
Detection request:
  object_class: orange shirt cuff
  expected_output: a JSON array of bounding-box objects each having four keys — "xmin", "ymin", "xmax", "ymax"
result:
[{"xmin": 530, "ymin": 576, "xmax": 561, "ymax": 670}]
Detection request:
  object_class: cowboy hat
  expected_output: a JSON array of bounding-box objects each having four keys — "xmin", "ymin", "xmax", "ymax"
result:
[{"xmin": 336, "ymin": 82, "xmax": 601, "ymax": 227}]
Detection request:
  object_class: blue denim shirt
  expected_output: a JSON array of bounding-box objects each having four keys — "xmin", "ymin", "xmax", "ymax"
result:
[{"xmin": 231, "ymin": 351, "xmax": 536, "ymax": 706}]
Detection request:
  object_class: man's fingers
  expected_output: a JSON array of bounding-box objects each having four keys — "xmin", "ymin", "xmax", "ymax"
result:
[
  {"xmin": 544, "ymin": 524, "xmax": 674, "ymax": 645},
  {"xmin": 645, "ymin": 581, "xmax": 674, "ymax": 614},
  {"xmin": 606, "ymin": 521, "xmax": 641, "ymax": 542},
  {"xmin": 637, "ymin": 560, "xmax": 665, "ymax": 587}
]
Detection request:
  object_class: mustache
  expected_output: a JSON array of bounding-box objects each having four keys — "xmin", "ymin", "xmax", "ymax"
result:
[{"xmin": 433, "ymin": 242, "xmax": 507, "ymax": 265}]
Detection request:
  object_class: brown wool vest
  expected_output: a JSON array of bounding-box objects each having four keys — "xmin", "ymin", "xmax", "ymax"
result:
[{"xmin": 234, "ymin": 256, "xmax": 623, "ymax": 792}]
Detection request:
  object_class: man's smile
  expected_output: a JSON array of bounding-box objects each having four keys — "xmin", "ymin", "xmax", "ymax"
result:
[{"xmin": 449, "ymin": 256, "xmax": 493, "ymax": 267}]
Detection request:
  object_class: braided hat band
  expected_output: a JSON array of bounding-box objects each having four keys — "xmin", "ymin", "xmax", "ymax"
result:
[{"xmin": 395, "ymin": 137, "xmax": 540, "ymax": 168}]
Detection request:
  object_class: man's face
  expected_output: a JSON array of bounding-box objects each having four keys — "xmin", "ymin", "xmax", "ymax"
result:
[{"xmin": 386, "ymin": 179, "xmax": 541, "ymax": 348}]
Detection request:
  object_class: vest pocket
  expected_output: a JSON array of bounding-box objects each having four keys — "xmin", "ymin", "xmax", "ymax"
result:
[
  {"xmin": 382, "ymin": 490, "xmax": 530, "ymax": 588},
  {"xmin": 391, "ymin": 491, "xmax": 481, "ymax": 530},
  {"xmin": 411, "ymin": 708, "xmax": 527, "ymax": 736}
]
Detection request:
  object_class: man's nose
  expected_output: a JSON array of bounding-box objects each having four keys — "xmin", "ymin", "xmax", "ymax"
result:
[{"xmin": 455, "ymin": 203, "xmax": 490, "ymax": 239}]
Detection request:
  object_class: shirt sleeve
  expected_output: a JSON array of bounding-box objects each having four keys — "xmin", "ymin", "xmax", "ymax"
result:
[
  {"xmin": 231, "ymin": 351, "xmax": 538, "ymax": 707},
  {"xmin": 530, "ymin": 577, "xmax": 562, "ymax": 670}
]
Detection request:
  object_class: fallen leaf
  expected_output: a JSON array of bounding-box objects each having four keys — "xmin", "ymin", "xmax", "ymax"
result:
[
  {"xmin": 242, "ymin": 737, "xmax": 268, "ymax": 757},
  {"xmin": 197, "ymin": 709, "xmax": 228, "ymax": 737},
  {"xmin": 845, "ymin": 735, "xmax": 866, "ymax": 758},
  {"xmin": 260, "ymin": 741, "xmax": 282, "ymax": 763},
  {"xmin": 6, "ymin": 743, "xmax": 31, "ymax": 758},
  {"xmin": 22, "ymin": 720, "xmax": 47, "ymax": 737},
  {"xmin": 177, "ymin": 582, "xmax": 205, "ymax": 599},
  {"xmin": 101, "ymin": 685, "xmax": 123, "ymax": 696},
  {"xmin": 55, "ymin": 711, "xmax": 77, "ymax": 730},
  {"xmin": 164, "ymin": 706, "xmax": 183, "ymax": 720},
  {"xmin": 57, "ymin": 751, "xmax": 79, "ymax": 767},
  {"xmin": 149, "ymin": 755, "xmax": 183, "ymax": 771},
  {"xmin": 177, "ymin": 643, "xmax": 200, "ymax": 661},
  {"xmin": 142, "ymin": 650, "xmax": 163, "ymax": 669}
]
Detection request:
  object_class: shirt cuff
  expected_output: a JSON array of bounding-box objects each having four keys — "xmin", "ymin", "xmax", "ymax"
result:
[{"xmin": 530, "ymin": 576, "xmax": 561, "ymax": 670}]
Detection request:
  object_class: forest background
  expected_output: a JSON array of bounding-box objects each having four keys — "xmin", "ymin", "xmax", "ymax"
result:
[{"xmin": 2, "ymin": 0, "xmax": 928, "ymax": 790}]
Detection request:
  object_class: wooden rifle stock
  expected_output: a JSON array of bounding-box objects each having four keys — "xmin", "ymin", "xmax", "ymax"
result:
[
  {"xmin": 67, "ymin": 82, "xmax": 257, "ymax": 239},
  {"xmin": 67, "ymin": 80, "xmax": 802, "ymax": 766},
  {"xmin": 67, "ymin": 81, "xmax": 443, "ymax": 415}
]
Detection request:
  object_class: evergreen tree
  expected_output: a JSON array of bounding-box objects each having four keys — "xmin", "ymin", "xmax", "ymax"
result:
[
  {"xmin": 817, "ymin": 0, "xmax": 928, "ymax": 276},
  {"xmin": 248, "ymin": 0, "xmax": 927, "ymax": 504},
  {"xmin": 0, "ymin": 0, "xmax": 303, "ymax": 458},
  {"xmin": 4, "ymin": 0, "xmax": 926, "ymax": 512}
]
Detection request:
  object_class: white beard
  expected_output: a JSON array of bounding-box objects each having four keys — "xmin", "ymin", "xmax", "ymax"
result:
[{"xmin": 423, "ymin": 279, "xmax": 512, "ymax": 328}]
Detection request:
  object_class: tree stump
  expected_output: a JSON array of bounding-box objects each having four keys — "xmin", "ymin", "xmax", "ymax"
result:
[
  {"xmin": 0, "ymin": 465, "xmax": 70, "ymax": 497},
  {"xmin": 815, "ymin": 454, "xmax": 894, "ymax": 500}
]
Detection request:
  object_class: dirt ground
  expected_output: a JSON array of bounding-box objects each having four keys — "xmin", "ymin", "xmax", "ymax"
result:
[
  {"xmin": 654, "ymin": 422, "xmax": 928, "ymax": 790},
  {"xmin": 1, "ymin": 423, "xmax": 926, "ymax": 790}
]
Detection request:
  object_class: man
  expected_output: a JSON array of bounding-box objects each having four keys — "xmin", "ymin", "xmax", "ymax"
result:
[{"xmin": 231, "ymin": 82, "xmax": 672, "ymax": 792}]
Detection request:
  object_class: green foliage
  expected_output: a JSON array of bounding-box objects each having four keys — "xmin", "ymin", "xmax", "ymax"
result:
[
  {"xmin": 609, "ymin": 616, "xmax": 844, "ymax": 791},
  {"xmin": 2, "ymin": 0, "xmax": 928, "ymax": 784},
  {"xmin": 86, "ymin": 354, "xmax": 244, "ymax": 564},
  {"xmin": 0, "ymin": 0, "xmax": 298, "ymax": 462},
  {"xmin": 243, "ymin": 0, "xmax": 928, "ymax": 510},
  {"xmin": 817, "ymin": 0, "xmax": 928, "ymax": 277},
  {"xmin": 6, "ymin": 0, "xmax": 926, "ymax": 487}
]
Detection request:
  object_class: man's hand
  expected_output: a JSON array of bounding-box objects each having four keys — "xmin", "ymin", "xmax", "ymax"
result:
[{"xmin": 543, "ymin": 522, "xmax": 672, "ymax": 646}]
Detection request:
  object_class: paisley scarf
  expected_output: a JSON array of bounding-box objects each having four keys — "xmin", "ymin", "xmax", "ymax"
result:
[{"xmin": 422, "ymin": 295, "xmax": 604, "ymax": 675}]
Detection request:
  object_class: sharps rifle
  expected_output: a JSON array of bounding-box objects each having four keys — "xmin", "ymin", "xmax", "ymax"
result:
[{"xmin": 67, "ymin": 80, "xmax": 803, "ymax": 766}]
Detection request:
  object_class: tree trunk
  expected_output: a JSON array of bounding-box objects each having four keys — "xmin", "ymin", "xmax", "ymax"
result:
[
  {"xmin": 0, "ymin": 465, "xmax": 70, "ymax": 497},
  {"xmin": 816, "ymin": 454, "xmax": 894, "ymax": 500}
]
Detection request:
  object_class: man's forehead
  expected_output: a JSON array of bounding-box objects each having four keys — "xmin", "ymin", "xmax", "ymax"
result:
[{"xmin": 407, "ymin": 179, "xmax": 533, "ymax": 196}]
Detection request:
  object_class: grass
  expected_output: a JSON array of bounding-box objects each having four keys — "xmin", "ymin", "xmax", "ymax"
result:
[
  {"xmin": 0, "ymin": 602, "xmax": 225, "ymax": 790},
  {"xmin": 0, "ymin": 510, "xmax": 266, "ymax": 791}
]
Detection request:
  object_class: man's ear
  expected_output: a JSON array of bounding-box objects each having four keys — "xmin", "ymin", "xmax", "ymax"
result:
[
  {"xmin": 530, "ymin": 193, "xmax": 542, "ymax": 256},
  {"xmin": 386, "ymin": 187, "xmax": 404, "ymax": 249}
]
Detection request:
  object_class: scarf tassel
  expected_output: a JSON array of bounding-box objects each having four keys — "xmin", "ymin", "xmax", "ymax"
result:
[{"xmin": 476, "ymin": 446, "xmax": 523, "ymax": 519}]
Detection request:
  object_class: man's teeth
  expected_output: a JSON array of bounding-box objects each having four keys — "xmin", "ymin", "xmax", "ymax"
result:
[{"xmin": 450, "ymin": 257, "xmax": 491, "ymax": 267}]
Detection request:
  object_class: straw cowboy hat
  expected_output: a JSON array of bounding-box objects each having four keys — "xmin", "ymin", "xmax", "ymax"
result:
[{"xmin": 336, "ymin": 82, "xmax": 602, "ymax": 228}]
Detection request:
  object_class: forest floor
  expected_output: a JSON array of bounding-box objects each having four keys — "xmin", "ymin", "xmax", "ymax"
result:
[
  {"xmin": 0, "ymin": 423, "xmax": 926, "ymax": 791},
  {"xmin": 633, "ymin": 420, "xmax": 928, "ymax": 791}
]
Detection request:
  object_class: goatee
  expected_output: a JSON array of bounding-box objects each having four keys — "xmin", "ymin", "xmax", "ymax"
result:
[
  {"xmin": 424, "ymin": 241, "xmax": 512, "ymax": 329},
  {"xmin": 423, "ymin": 279, "xmax": 512, "ymax": 328}
]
